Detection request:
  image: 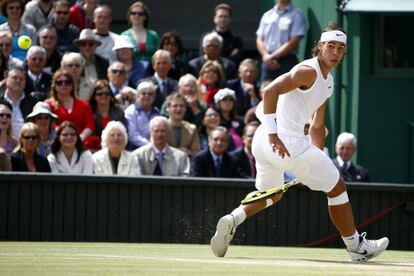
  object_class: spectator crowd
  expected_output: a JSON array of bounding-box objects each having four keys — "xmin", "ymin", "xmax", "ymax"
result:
[{"xmin": 0, "ymin": 0, "xmax": 369, "ymax": 181}]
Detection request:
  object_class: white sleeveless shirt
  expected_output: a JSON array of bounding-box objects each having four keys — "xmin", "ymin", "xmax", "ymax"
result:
[{"xmin": 256, "ymin": 57, "xmax": 333, "ymax": 137}]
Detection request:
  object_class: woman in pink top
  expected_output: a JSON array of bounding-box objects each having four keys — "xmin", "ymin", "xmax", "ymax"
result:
[{"xmin": 45, "ymin": 69, "xmax": 95, "ymax": 142}]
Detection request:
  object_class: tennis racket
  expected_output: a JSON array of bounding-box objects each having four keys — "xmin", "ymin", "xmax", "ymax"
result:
[{"xmin": 240, "ymin": 178, "xmax": 300, "ymax": 205}]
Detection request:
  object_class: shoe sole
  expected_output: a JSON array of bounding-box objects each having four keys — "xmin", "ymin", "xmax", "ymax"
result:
[
  {"xmin": 349, "ymin": 238, "xmax": 389, "ymax": 262},
  {"xmin": 210, "ymin": 216, "xmax": 234, "ymax": 257}
]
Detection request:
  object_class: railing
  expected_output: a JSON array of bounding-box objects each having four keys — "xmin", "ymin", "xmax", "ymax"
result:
[{"xmin": 1, "ymin": 173, "xmax": 413, "ymax": 250}]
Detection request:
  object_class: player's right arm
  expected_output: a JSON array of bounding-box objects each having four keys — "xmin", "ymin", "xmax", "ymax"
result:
[{"xmin": 262, "ymin": 65, "xmax": 317, "ymax": 158}]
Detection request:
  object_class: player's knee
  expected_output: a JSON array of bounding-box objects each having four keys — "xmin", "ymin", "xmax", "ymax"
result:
[{"xmin": 327, "ymin": 191, "xmax": 349, "ymax": 206}]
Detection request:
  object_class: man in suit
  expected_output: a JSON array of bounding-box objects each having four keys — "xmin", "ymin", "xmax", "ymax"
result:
[
  {"xmin": 0, "ymin": 67, "xmax": 37, "ymax": 138},
  {"xmin": 189, "ymin": 32, "xmax": 237, "ymax": 81},
  {"xmin": 333, "ymin": 132, "xmax": 370, "ymax": 182},
  {"xmin": 140, "ymin": 50, "xmax": 178, "ymax": 109},
  {"xmin": 226, "ymin": 58, "xmax": 261, "ymax": 116},
  {"xmin": 165, "ymin": 92, "xmax": 200, "ymax": 158},
  {"xmin": 231, "ymin": 121, "xmax": 259, "ymax": 178},
  {"xmin": 191, "ymin": 126, "xmax": 241, "ymax": 178},
  {"xmin": 24, "ymin": 46, "xmax": 52, "ymax": 101},
  {"xmin": 133, "ymin": 116, "xmax": 190, "ymax": 176}
]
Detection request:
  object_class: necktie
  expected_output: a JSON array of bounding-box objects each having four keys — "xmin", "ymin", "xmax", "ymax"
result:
[
  {"xmin": 215, "ymin": 157, "xmax": 221, "ymax": 177},
  {"xmin": 153, "ymin": 152, "xmax": 163, "ymax": 176},
  {"xmin": 160, "ymin": 80, "xmax": 166, "ymax": 94}
]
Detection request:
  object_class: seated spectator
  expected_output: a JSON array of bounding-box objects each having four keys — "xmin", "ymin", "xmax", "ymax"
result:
[
  {"xmin": 140, "ymin": 49, "xmax": 178, "ymax": 109},
  {"xmin": 112, "ymin": 35, "xmax": 150, "ymax": 88},
  {"xmin": 92, "ymin": 121, "xmax": 140, "ymax": 176},
  {"xmin": 0, "ymin": 31, "xmax": 23, "ymax": 69},
  {"xmin": 124, "ymin": 81, "xmax": 159, "ymax": 150},
  {"xmin": 22, "ymin": 0, "xmax": 53, "ymax": 31},
  {"xmin": 0, "ymin": 67, "xmax": 37, "ymax": 138},
  {"xmin": 23, "ymin": 46, "xmax": 52, "ymax": 101},
  {"xmin": 0, "ymin": 147, "xmax": 11, "ymax": 171},
  {"xmin": 214, "ymin": 88, "xmax": 244, "ymax": 149},
  {"xmin": 231, "ymin": 121, "xmax": 259, "ymax": 178},
  {"xmin": 73, "ymin": 28, "xmax": 109, "ymax": 98},
  {"xmin": 198, "ymin": 106, "xmax": 235, "ymax": 151},
  {"xmin": 0, "ymin": 0, "xmax": 37, "ymax": 61},
  {"xmin": 11, "ymin": 122, "xmax": 51, "ymax": 172},
  {"xmin": 190, "ymin": 126, "xmax": 241, "ymax": 178},
  {"xmin": 107, "ymin": 62, "xmax": 129, "ymax": 96},
  {"xmin": 51, "ymin": 0, "xmax": 80, "ymax": 55},
  {"xmin": 47, "ymin": 120, "xmax": 93, "ymax": 174},
  {"xmin": 160, "ymin": 73, "xmax": 206, "ymax": 126},
  {"xmin": 198, "ymin": 60, "xmax": 225, "ymax": 106},
  {"xmin": 69, "ymin": 0, "xmax": 98, "ymax": 31},
  {"xmin": 93, "ymin": 5, "xmax": 118, "ymax": 63},
  {"xmin": 133, "ymin": 116, "xmax": 189, "ymax": 176},
  {"xmin": 244, "ymin": 80, "xmax": 270, "ymax": 125},
  {"xmin": 333, "ymin": 132, "xmax": 370, "ymax": 182},
  {"xmin": 158, "ymin": 31, "xmax": 188, "ymax": 80},
  {"xmin": 45, "ymin": 69, "xmax": 95, "ymax": 141},
  {"xmin": 199, "ymin": 3, "xmax": 243, "ymax": 64},
  {"xmin": 165, "ymin": 93, "xmax": 200, "ymax": 158},
  {"xmin": 189, "ymin": 32, "xmax": 236, "ymax": 81},
  {"xmin": 38, "ymin": 25, "xmax": 62, "ymax": 74},
  {"xmin": 86, "ymin": 79, "xmax": 127, "ymax": 151},
  {"xmin": 121, "ymin": 1, "xmax": 159, "ymax": 62},
  {"xmin": 25, "ymin": 101, "xmax": 57, "ymax": 157},
  {"xmin": 226, "ymin": 58, "xmax": 261, "ymax": 116},
  {"xmin": 60, "ymin": 52, "xmax": 90, "ymax": 100},
  {"xmin": 0, "ymin": 100, "xmax": 17, "ymax": 154}
]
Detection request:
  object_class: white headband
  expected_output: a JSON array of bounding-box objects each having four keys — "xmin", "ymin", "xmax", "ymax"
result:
[{"xmin": 320, "ymin": 30, "xmax": 347, "ymax": 45}]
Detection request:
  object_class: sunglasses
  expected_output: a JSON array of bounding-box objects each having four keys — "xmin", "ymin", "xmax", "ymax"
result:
[
  {"xmin": 66, "ymin": 63, "xmax": 81, "ymax": 68},
  {"xmin": 80, "ymin": 42, "xmax": 96, "ymax": 47},
  {"xmin": 55, "ymin": 11, "xmax": 69, "ymax": 15},
  {"xmin": 36, "ymin": 115, "xmax": 50, "ymax": 120},
  {"xmin": 40, "ymin": 36, "xmax": 57, "ymax": 40},
  {"xmin": 30, "ymin": 57, "xmax": 44, "ymax": 62},
  {"xmin": 0, "ymin": 113, "xmax": 11, "ymax": 118},
  {"xmin": 8, "ymin": 6, "xmax": 21, "ymax": 10},
  {"xmin": 96, "ymin": 92, "xmax": 111, "ymax": 97},
  {"xmin": 141, "ymin": 92, "xmax": 154, "ymax": 96},
  {"xmin": 61, "ymin": 132, "xmax": 77, "ymax": 137},
  {"xmin": 130, "ymin": 11, "xmax": 146, "ymax": 16},
  {"xmin": 22, "ymin": 135, "xmax": 39, "ymax": 140},
  {"xmin": 111, "ymin": 69, "xmax": 127, "ymax": 75},
  {"xmin": 55, "ymin": 79, "xmax": 72, "ymax": 86}
]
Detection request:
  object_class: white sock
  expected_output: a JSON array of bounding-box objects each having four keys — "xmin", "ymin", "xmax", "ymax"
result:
[
  {"xmin": 342, "ymin": 230, "xmax": 360, "ymax": 251},
  {"xmin": 230, "ymin": 208, "xmax": 246, "ymax": 226}
]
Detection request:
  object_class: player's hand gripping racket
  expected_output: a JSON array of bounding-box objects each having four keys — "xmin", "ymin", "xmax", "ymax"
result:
[{"xmin": 240, "ymin": 178, "xmax": 300, "ymax": 205}]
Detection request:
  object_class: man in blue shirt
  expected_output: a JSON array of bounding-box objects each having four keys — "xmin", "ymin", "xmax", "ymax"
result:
[{"xmin": 256, "ymin": 0, "xmax": 305, "ymax": 82}]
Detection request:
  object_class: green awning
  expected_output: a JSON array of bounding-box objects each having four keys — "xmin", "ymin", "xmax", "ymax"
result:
[{"xmin": 341, "ymin": 0, "xmax": 414, "ymax": 13}]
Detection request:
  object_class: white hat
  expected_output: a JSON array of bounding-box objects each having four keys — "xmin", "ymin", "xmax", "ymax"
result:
[
  {"xmin": 214, "ymin": 88, "xmax": 236, "ymax": 104},
  {"xmin": 26, "ymin": 102, "xmax": 58, "ymax": 120},
  {"xmin": 112, "ymin": 35, "xmax": 135, "ymax": 51},
  {"xmin": 73, "ymin": 29, "xmax": 102, "ymax": 46}
]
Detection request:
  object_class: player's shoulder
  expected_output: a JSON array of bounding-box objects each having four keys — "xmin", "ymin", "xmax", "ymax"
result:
[{"xmin": 290, "ymin": 64, "xmax": 317, "ymax": 85}]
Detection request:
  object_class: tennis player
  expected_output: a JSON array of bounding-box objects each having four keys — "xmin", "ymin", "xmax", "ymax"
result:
[{"xmin": 211, "ymin": 22, "xmax": 389, "ymax": 262}]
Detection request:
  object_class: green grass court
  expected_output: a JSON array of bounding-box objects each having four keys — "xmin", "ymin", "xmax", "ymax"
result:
[{"xmin": 0, "ymin": 242, "xmax": 413, "ymax": 275}]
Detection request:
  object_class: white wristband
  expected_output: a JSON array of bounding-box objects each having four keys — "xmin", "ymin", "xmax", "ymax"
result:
[{"xmin": 263, "ymin": 113, "xmax": 278, "ymax": 134}]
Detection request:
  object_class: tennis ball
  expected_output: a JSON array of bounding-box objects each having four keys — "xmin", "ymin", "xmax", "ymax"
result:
[{"xmin": 18, "ymin": 35, "xmax": 32, "ymax": 50}]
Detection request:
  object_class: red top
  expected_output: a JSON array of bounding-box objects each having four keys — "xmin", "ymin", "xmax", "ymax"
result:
[
  {"xmin": 100, "ymin": 116, "xmax": 110, "ymax": 129},
  {"xmin": 68, "ymin": 4, "xmax": 94, "ymax": 31},
  {"xmin": 45, "ymin": 98, "xmax": 95, "ymax": 132}
]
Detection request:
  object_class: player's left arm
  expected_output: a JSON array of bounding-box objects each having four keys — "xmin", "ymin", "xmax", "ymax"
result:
[{"xmin": 309, "ymin": 101, "xmax": 327, "ymax": 150}]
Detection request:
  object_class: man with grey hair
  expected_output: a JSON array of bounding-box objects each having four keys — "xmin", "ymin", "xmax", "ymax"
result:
[
  {"xmin": 333, "ymin": 132, "xmax": 370, "ymax": 182},
  {"xmin": 133, "ymin": 116, "xmax": 190, "ymax": 176},
  {"xmin": 124, "ymin": 81, "xmax": 160, "ymax": 150},
  {"xmin": 189, "ymin": 32, "xmax": 236, "ymax": 80},
  {"xmin": 23, "ymin": 46, "xmax": 52, "ymax": 101},
  {"xmin": 140, "ymin": 49, "xmax": 178, "ymax": 109}
]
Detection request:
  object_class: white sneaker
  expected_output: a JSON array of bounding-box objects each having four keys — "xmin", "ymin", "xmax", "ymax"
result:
[
  {"xmin": 348, "ymin": 232, "xmax": 389, "ymax": 262},
  {"xmin": 210, "ymin": 214, "xmax": 236, "ymax": 257}
]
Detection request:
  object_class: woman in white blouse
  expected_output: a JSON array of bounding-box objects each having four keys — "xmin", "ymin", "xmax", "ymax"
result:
[
  {"xmin": 92, "ymin": 121, "xmax": 140, "ymax": 176},
  {"xmin": 47, "ymin": 121, "xmax": 93, "ymax": 174}
]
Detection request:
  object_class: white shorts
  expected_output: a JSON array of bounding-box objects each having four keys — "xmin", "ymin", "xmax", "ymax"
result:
[{"xmin": 252, "ymin": 125, "xmax": 339, "ymax": 193}]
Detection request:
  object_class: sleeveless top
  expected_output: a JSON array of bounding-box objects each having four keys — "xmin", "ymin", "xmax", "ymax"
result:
[{"xmin": 256, "ymin": 57, "xmax": 333, "ymax": 137}]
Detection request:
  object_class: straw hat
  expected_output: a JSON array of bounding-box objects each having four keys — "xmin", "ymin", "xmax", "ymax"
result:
[{"xmin": 73, "ymin": 29, "xmax": 102, "ymax": 47}]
